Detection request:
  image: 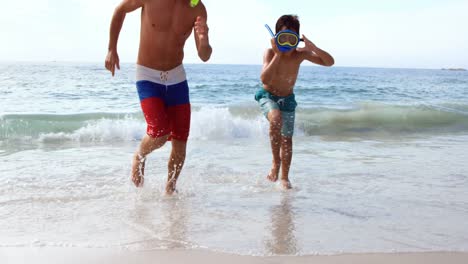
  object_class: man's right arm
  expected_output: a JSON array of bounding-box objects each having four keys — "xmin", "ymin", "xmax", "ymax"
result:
[{"xmin": 105, "ymin": 0, "xmax": 144, "ymax": 76}]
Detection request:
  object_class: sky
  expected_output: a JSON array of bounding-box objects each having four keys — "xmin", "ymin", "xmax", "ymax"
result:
[{"xmin": 1, "ymin": 0, "xmax": 468, "ymax": 69}]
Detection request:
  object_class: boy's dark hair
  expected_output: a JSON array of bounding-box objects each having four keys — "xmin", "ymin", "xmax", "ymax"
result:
[{"xmin": 275, "ymin": 15, "xmax": 300, "ymax": 34}]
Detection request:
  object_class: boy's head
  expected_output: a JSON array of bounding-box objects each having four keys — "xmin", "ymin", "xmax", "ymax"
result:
[{"xmin": 275, "ymin": 15, "xmax": 300, "ymax": 35}]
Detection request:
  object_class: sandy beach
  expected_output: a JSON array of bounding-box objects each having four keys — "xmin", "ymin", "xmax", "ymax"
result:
[{"xmin": 2, "ymin": 248, "xmax": 467, "ymax": 264}]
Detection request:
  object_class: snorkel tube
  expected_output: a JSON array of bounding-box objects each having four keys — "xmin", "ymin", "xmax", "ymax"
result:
[
  {"xmin": 190, "ymin": 0, "xmax": 200, "ymax": 7},
  {"xmin": 265, "ymin": 24, "xmax": 301, "ymax": 53},
  {"xmin": 265, "ymin": 24, "xmax": 275, "ymax": 38}
]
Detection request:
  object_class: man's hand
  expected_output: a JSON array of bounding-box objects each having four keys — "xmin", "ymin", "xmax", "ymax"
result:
[
  {"xmin": 105, "ymin": 50, "xmax": 120, "ymax": 77},
  {"xmin": 296, "ymin": 34, "xmax": 318, "ymax": 53},
  {"xmin": 194, "ymin": 16, "xmax": 209, "ymax": 45}
]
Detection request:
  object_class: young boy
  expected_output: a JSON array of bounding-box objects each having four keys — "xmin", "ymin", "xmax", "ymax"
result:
[{"xmin": 256, "ymin": 15, "xmax": 334, "ymax": 189}]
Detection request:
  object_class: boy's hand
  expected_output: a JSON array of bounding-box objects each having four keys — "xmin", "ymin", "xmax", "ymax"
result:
[
  {"xmin": 296, "ymin": 34, "xmax": 318, "ymax": 53},
  {"xmin": 105, "ymin": 50, "xmax": 120, "ymax": 77},
  {"xmin": 194, "ymin": 16, "xmax": 209, "ymax": 45},
  {"xmin": 270, "ymin": 38, "xmax": 282, "ymax": 55}
]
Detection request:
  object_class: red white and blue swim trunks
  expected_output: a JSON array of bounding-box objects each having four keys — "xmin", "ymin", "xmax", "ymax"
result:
[{"xmin": 136, "ymin": 64, "xmax": 191, "ymax": 141}]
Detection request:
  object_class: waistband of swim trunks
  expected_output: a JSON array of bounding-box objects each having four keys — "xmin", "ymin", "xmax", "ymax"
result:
[
  {"xmin": 256, "ymin": 88, "xmax": 295, "ymax": 101},
  {"xmin": 136, "ymin": 64, "xmax": 186, "ymax": 85}
]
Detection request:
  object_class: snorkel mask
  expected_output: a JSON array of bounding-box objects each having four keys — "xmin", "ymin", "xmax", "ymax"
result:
[
  {"xmin": 265, "ymin": 24, "xmax": 302, "ymax": 53},
  {"xmin": 190, "ymin": 0, "xmax": 199, "ymax": 7}
]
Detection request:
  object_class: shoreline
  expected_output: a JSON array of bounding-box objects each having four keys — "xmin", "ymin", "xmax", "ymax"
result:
[{"xmin": 1, "ymin": 248, "xmax": 468, "ymax": 264}]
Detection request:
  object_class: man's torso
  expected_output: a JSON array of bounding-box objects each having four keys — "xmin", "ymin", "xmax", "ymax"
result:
[{"xmin": 138, "ymin": 0, "xmax": 199, "ymax": 71}]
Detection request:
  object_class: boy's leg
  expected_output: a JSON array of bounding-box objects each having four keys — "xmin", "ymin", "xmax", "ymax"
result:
[
  {"xmin": 267, "ymin": 109, "xmax": 282, "ymax": 182},
  {"xmin": 279, "ymin": 110, "xmax": 295, "ymax": 189},
  {"xmin": 280, "ymin": 136, "xmax": 293, "ymax": 189}
]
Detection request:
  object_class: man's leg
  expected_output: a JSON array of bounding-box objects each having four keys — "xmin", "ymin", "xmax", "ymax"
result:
[
  {"xmin": 165, "ymin": 84, "xmax": 190, "ymax": 194},
  {"xmin": 267, "ymin": 109, "xmax": 282, "ymax": 182},
  {"xmin": 131, "ymin": 134, "xmax": 169, "ymax": 187},
  {"xmin": 280, "ymin": 136, "xmax": 293, "ymax": 189},
  {"xmin": 134, "ymin": 74, "xmax": 173, "ymax": 188},
  {"xmin": 165, "ymin": 139, "xmax": 187, "ymax": 194},
  {"xmin": 131, "ymin": 95, "xmax": 169, "ymax": 188}
]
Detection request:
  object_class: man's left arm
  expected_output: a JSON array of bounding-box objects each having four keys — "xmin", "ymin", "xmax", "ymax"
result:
[{"xmin": 193, "ymin": 4, "xmax": 212, "ymax": 62}]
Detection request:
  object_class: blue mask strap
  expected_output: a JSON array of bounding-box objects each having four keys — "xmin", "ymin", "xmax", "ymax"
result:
[{"xmin": 265, "ymin": 24, "xmax": 275, "ymax": 38}]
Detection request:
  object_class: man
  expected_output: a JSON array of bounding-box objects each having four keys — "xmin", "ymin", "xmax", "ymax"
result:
[{"xmin": 105, "ymin": 0, "xmax": 212, "ymax": 194}]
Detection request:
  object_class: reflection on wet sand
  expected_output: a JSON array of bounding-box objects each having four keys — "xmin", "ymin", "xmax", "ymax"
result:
[
  {"xmin": 124, "ymin": 197, "xmax": 191, "ymax": 250},
  {"xmin": 264, "ymin": 193, "xmax": 299, "ymax": 255}
]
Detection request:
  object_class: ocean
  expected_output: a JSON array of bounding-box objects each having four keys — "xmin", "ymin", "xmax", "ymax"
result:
[{"xmin": 1, "ymin": 62, "xmax": 468, "ymax": 255}]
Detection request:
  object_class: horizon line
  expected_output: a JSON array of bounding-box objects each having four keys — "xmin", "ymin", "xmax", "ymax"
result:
[{"xmin": 0, "ymin": 60, "xmax": 466, "ymax": 71}]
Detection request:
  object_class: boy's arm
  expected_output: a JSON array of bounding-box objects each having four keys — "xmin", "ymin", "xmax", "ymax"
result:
[
  {"xmin": 297, "ymin": 35, "xmax": 334, "ymax": 67},
  {"xmin": 193, "ymin": 3, "xmax": 212, "ymax": 62},
  {"xmin": 105, "ymin": 0, "xmax": 144, "ymax": 76},
  {"xmin": 260, "ymin": 39, "xmax": 281, "ymax": 85}
]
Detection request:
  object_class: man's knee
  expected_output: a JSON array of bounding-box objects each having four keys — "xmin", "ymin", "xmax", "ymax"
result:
[
  {"xmin": 147, "ymin": 133, "xmax": 169, "ymax": 145},
  {"xmin": 171, "ymin": 139, "xmax": 187, "ymax": 157},
  {"xmin": 140, "ymin": 134, "xmax": 169, "ymax": 156}
]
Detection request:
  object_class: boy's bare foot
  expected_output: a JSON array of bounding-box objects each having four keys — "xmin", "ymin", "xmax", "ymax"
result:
[
  {"xmin": 131, "ymin": 153, "xmax": 145, "ymax": 187},
  {"xmin": 280, "ymin": 179, "xmax": 292, "ymax": 190},
  {"xmin": 165, "ymin": 178, "xmax": 177, "ymax": 195},
  {"xmin": 267, "ymin": 163, "xmax": 280, "ymax": 182}
]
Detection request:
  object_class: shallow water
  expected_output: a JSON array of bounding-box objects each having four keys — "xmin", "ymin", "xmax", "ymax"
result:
[{"xmin": 1, "ymin": 63, "xmax": 468, "ymax": 255}]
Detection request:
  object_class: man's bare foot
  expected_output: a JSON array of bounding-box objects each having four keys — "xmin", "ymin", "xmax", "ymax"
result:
[
  {"xmin": 280, "ymin": 179, "xmax": 292, "ymax": 190},
  {"xmin": 267, "ymin": 163, "xmax": 280, "ymax": 182},
  {"xmin": 131, "ymin": 153, "xmax": 145, "ymax": 187},
  {"xmin": 165, "ymin": 178, "xmax": 177, "ymax": 195}
]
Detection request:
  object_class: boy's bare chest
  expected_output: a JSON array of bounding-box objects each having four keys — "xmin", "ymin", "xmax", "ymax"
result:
[{"xmin": 277, "ymin": 60, "xmax": 301, "ymax": 76}]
